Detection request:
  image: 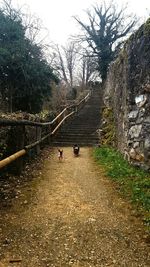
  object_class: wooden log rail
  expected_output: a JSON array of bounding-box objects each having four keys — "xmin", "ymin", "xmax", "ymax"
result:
[{"xmin": 0, "ymin": 92, "xmax": 90, "ymax": 170}]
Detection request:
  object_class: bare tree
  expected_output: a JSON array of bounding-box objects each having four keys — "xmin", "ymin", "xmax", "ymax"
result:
[
  {"xmin": 50, "ymin": 41, "xmax": 98, "ymax": 97},
  {"xmin": 63, "ymin": 42, "xmax": 77, "ymax": 88},
  {"xmin": 74, "ymin": 0, "xmax": 137, "ymax": 82},
  {"xmin": 78, "ymin": 49, "xmax": 98, "ymax": 89},
  {"xmin": 51, "ymin": 44, "xmax": 69, "ymax": 86},
  {"xmin": 2, "ymin": 0, "xmax": 50, "ymax": 52},
  {"xmin": 50, "ymin": 42, "xmax": 79, "ymax": 88}
]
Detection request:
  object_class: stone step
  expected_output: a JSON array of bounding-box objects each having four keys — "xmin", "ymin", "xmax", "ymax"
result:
[
  {"xmin": 58, "ymin": 130, "xmax": 98, "ymax": 135},
  {"xmin": 53, "ymin": 134, "xmax": 99, "ymax": 139},
  {"xmin": 53, "ymin": 90, "xmax": 101, "ymax": 146},
  {"xmin": 51, "ymin": 141, "xmax": 99, "ymax": 147},
  {"xmin": 53, "ymin": 138, "xmax": 99, "ymax": 143},
  {"xmin": 54, "ymin": 136, "xmax": 99, "ymax": 145},
  {"xmin": 57, "ymin": 133, "xmax": 98, "ymax": 136}
]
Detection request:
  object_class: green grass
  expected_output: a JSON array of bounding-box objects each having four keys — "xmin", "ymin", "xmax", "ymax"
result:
[{"xmin": 93, "ymin": 146, "xmax": 150, "ymax": 228}]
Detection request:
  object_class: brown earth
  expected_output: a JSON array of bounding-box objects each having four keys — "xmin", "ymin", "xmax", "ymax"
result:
[{"xmin": 0, "ymin": 147, "xmax": 149, "ymax": 267}]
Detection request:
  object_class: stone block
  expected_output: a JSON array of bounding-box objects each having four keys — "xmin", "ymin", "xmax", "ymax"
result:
[
  {"xmin": 144, "ymin": 138, "xmax": 150, "ymax": 149},
  {"xmin": 135, "ymin": 153, "xmax": 144, "ymax": 162},
  {"xmin": 133, "ymin": 141, "xmax": 139, "ymax": 148},
  {"xmin": 135, "ymin": 94, "xmax": 147, "ymax": 108},
  {"xmin": 128, "ymin": 110, "xmax": 138, "ymax": 119},
  {"xmin": 144, "ymin": 116, "xmax": 150, "ymax": 123},
  {"xmin": 129, "ymin": 148, "xmax": 136, "ymax": 159},
  {"xmin": 129, "ymin": 124, "xmax": 142, "ymax": 138}
]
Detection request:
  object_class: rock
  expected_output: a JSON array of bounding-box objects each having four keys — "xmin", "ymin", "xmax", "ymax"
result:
[
  {"xmin": 139, "ymin": 108, "xmax": 145, "ymax": 118},
  {"xmin": 88, "ymin": 217, "xmax": 96, "ymax": 223},
  {"xmin": 133, "ymin": 142, "xmax": 139, "ymax": 148},
  {"xmin": 144, "ymin": 116, "xmax": 150, "ymax": 123},
  {"xmin": 144, "ymin": 138, "xmax": 150, "ymax": 149},
  {"xmin": 129, "ymin": 125, "xmax": 142, "ymax": 138},
  {"xmin": 129, "ymin": 148, "xmax": 136, "ymax": 159},
  {"xmin": 3, "ymin": 238, "xmax": 11, "ymax": 245},
  {"xmin": 128, "ymin": 110, "xmax": 138, "ymax": 119},
  {"xmin": 135, "ymin": 153, "xmax": 144, "ymax": 162},
  {"xmin": 135, "ymin": 94, "xmax": 147, "ymax": 108},
  {"xmin": 143, "ymin": 83, "xmax": 150, "ymax": 92}
]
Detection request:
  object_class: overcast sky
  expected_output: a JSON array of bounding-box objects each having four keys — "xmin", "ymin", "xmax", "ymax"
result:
[{"xmin": 1, "ymin": 0, "xmax": 150, "ymax": 44}]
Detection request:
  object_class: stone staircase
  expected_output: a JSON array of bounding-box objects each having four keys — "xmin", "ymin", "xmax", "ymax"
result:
[{"xmin": 52, "ymin": 90, "xmax": 101, "ymax": 146}]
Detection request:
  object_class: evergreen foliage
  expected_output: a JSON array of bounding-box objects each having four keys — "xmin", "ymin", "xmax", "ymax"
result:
[{"xmin": 0, "ymin": 5, "xmax": 59, "ymax": 113}]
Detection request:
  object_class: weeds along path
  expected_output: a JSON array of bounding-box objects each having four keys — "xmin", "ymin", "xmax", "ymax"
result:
[{"xmin": 0, "ymin": 147, "xmax": 149, "ymax": 267}]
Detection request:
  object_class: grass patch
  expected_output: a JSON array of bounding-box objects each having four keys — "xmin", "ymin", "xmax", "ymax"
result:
[{"xmin": 93, "ymin": 146, "xmax": 150, "ymax": 229}]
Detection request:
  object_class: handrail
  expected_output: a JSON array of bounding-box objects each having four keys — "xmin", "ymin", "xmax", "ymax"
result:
[
  {"xmin": 77, "ymin": 93, "xmax": 89, "ymax": 106},
  {"xmin": 0, "ymin": 111, "xmax": 76, "ymax": 170},
  {"xmin": 0, "ymin": 92, "xmax": 91, "ymax": 170},
  {"xmin": 0, "ymin": 93, "xmax": 90, "ymax": 127},
  {"xmin": 51, "ymin": 111, "xmax": 75, "ymax": 135},
  {"xmin": 0, "ymin": 149, "xmax": 26, "ymax": 169},
  {"xmin": 0, "ymin": 108, "xmax": 67, "ymax": 127}
]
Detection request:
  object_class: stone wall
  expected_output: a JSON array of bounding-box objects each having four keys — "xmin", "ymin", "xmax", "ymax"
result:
[{"xmin": 104, "ymin": 18, "xmax": 150, "ymax": 169}]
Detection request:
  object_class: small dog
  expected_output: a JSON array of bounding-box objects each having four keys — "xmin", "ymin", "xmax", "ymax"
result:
[
  {"xmin": 73, "ymin": 144, "xmax": 80, "ymax": 156},
  {"xmin": 58, "ymin": 149, "xmax": 63, "ymax": 161}
]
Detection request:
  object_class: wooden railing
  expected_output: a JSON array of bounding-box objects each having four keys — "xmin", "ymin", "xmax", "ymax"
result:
[{"xmin": 0, "ymin": 92, "xmax": 90, "ymax": 170}]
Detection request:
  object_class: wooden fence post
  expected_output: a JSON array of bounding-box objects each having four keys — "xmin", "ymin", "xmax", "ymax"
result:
[
  {"xmin": 48, "ymin": 125, "xmax": 51, "ymax": 145},
  {"xmin": 36, "ymin": 126, "xmax": 41, "ymax": 155},
  {"xmin": 13, "ymin": 125, "xmax": 25, "ymax": 174}
]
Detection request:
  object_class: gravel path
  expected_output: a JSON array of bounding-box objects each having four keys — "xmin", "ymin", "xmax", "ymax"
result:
[{"xmin": 0, "ymin": 147, "xmax": 149, "ymax": 267}]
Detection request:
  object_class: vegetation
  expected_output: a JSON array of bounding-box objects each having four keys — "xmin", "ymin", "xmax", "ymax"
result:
[
  {"xmin": 74, "ymin": 0, "xmax": 137, "ymax": 82},
  {"xmin": 101, "ymin": 107, "xmax": 116, "ymax": 146},
  {"xmin": 50, "ymin": 42, "xmax": 98, "ymax": 90},
  {"xmin": 143, "ymin": 18, "xmax": 150, "ymax": 36},
  {"xmin": 94, "ymin": 146, "xmax": 150, "ymax": 228},
  {"xmin": 0, "ymin": 1, "xmax": 59, "ymax": 113}
]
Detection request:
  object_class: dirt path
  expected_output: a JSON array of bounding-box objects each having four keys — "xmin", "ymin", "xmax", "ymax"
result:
[{"xmin": 0, "ymin": 147, "xmax": 149, "ymax": 267}]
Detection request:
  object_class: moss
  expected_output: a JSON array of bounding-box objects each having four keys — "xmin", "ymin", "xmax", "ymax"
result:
[
  {"xmin": 135, "ymin": 25, "xmax": 144, "ymax": 39},
  {"xmin": 103, "ymin": 107, "xmax": 113, "ymax": 117},
  {"xmin": 120, "ymin": 48, "xmax": 128, "ymax": 62},
  {"xmin": 117, "ymin": 18, "xmax": 150, "ymax": 61},
  {"xmin": 124, "ymin": 18, "xmax": 150, "ymax": 48},
  {"xmin": 0, "ymin": 141, "xmax": 7, "ymax": 159},
  {"xmin": 143, "ymin": 18, "xmax": 150, "ymax": 36},
  {"xmin": 101, "ymin": 107, "xmax": 116, "ymax": 146},
  {"xmin": 114, "ymin": 46, "xmax": 128, "ymax": 69},
  {"xmin": 128, "ymin": 32, "xmax": 135, "ymax": 44}
]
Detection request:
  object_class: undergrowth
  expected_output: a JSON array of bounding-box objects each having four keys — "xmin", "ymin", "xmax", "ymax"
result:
[{"xmin": 93, "ymin": 146, "xmax": 150, "ymax": 229}]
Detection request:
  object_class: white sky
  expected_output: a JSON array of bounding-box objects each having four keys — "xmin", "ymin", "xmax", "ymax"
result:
[{"xmin": 0, "ymin": 0, "xmax": 150, "ymax": 44}]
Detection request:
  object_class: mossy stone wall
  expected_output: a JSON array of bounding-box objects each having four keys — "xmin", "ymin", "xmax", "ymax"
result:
[{"xmin": 104, "ymin": 18, "xmax": 150, "ymax": 169}]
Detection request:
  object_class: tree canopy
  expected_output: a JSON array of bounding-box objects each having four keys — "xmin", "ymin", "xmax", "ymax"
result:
[
  {"xmin": 0, "ymin": 1, "xmax": 59, "ymax": 113},
  {"xmin": 74, "ymin": 1, "xmax": 137, "ymax": 82}
]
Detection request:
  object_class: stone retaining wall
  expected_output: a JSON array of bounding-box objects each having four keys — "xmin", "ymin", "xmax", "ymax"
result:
[{"xmin": 104, "ymin": 18, "xmax": 150, "ymax": 169}]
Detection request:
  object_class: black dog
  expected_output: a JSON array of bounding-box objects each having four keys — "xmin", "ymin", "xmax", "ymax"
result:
[{"xmin": 73, "ymin": 144, "xmax": 80, "ymax": 156}]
